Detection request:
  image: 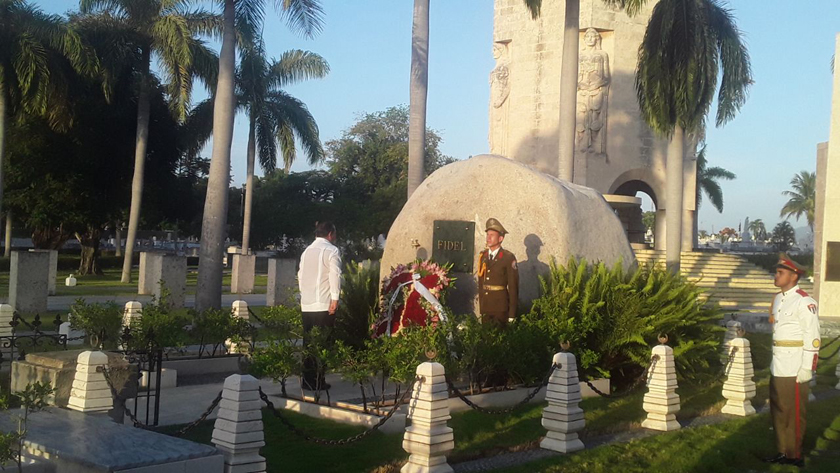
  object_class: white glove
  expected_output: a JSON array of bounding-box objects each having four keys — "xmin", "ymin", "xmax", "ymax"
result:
[{"xmin": 796, "ymin": 369, "xmax": 813, "ymax": 384}]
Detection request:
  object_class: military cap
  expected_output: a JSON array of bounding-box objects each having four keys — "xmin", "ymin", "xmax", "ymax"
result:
[
  {"xmin": 776, "ymin": 253, "xmax": 806, "ymax": 275},
  {"xmin": 485, "ymin": 218, "xmax": 507, "ymax": 235}
]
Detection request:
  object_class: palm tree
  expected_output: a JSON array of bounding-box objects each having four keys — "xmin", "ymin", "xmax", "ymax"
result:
[
  {"xmin": 636, "ymin": 0, "xmax": 751, "ymax": 271},
  {"xmin": 79, "ymin": 0, "xmax": 219, "ymax": 283},
  {"xmin": 196, "ymin": 0, "xmax": 324, "ymax": 311},
  {"xmin": 780, "ymin": 170, "xmax": 816, "ymax": 232},
  {"xmin": 522, "ymin": 1, "xmax": 650, "ymax": 181},
  {"xmin": 1, "ymin": 0, "xmax": 97, "ymax": 257},
  {"xmin": 747, "ymin": 218, "xmax": 766, "ymax": 242},
  {"xmin": 407, "ymin": 0, "xmax": 429, "ymax": 198},
  {"xmin": 237, "ymin": 44, "xmax": 328, "ymax": 254},
  {"xmin": 696, "ymin": 145, "xmax": 736, "ymax": 214}
]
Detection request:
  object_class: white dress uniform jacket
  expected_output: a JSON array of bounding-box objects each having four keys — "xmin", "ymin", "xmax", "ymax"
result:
[
  {"xmin": 771, "ymin": 285, "xmax": 820, "ymax": 378},
  {"xmin": 297, "ymin": 237, "xmax": 341, "ymax": 312}
]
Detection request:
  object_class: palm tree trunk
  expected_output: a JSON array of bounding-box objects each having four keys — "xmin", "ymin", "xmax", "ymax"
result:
[
  {"xmin": 666, "ymin": 126, "xmax": 685, "ymax": 272},
  {"xmin": 115, "ymin": 223, "xmax": 122, "ymax": 257},
  {"xmin": 241, "ymin": 114, "xmax": 256, "ymax": 254},
  {"xmin": 197, "ymin": 0, "xmax": 237, "ymax": 311},
  {"xmin": 121, "ymin": 49, "xmax": 152, "ymax": 283},
  {"xmin": 557, "ymin": 0, "xmax": 579, "ymax": 182},
  {"xmin": 0, "ymin": 84, "xmax": 7, "ymax": 257},
  {"xmin": 3, "ymin": 211, "xmax": 11, "ymax": 258},
  {"xmin": 407, "ymin": 0, "xmax": 429, "ymax": 199}
]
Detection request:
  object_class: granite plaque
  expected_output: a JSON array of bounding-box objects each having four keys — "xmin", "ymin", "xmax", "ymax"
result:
[{"xmin": 432, "ymin": 220, "xmax": 475, "ymax": 273}]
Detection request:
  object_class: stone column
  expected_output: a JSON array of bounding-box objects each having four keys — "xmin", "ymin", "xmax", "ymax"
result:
[
  {"xmin": 540, "ymin": 352, "xmax": 585, "ymax": 453},
  {"xmin": 231, "ymin": 254, "xmax": 256, "ymax": 294},
  {"xmin": 654, "ymin": 209, "xmax": 667, "ymax": 252},
  {"xmin": 157, "ymin": 254, "xmax": 187, "ymax": 308},
  {"xmin": 9, "ymin": 250, "xmax": 50, "ymax": 314},
  {"xmin": 226, "ymin": 301, "xmax": 251, "ymax": 355},
  {"xmin": 212, "ymin": 374, "xmax": 266, "ymax": 473},
  {"xmin": 402, "ymin": 362, "xmax": 454, "ymax": 473},
  {"xmin": 722, "ymin": 320, "xmax": 742, "ymax": 362},
  {"xmin": 67, "ymin": 351, "xmax": 113, "ymax": 413},
  {"xmin": 266, "ymin": 258, "xmax": 296, "ymax": 306},
  {"xmin": 123, "ymin": 301, "xmax": 142, "ymax": 328},
  {"xmin": 818, "ymin": 33, "xmax": 840, "ymax": 317},
  {"xmin": 720, "ymin": 337, "xmax": 756, "ymax": 416},
  {"xmin": 28, "ymin": 249, "xmax": 58, "ymax": 295},
  {"xmin": 641, "ymin": 343, "xmax": 680, "ymax": 431}
]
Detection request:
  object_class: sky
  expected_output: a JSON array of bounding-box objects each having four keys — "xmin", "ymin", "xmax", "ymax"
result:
[{"xmin": 42, "ymin": 0, "xmax": 840, "ymax": 234}]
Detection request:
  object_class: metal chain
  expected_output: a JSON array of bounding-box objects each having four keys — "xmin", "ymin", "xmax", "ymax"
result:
[
  {"xmin": 580, "ymin": 354, "xmax": 660, "ymax": 399},
  {"xmin": 98, "ymin": 366, "xmax": 222, "ymax": 436},
  {"xmin": 445, "ymin": 363, "xmax": 559, "ymax": 415},
  {"xmin": 246, "ymin": 307, "xmax": 265, "ymax": 325},
  {"xmin": 819, "ymin": 334, "xmax": 840, "ymax": 360},
  {"xmin": 257, "ymin": 376, "xmax": 420, "ymax": 445}
]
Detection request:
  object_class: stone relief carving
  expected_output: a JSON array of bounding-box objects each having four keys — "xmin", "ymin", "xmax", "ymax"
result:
[
  {"xmin": 576, "ymin": 28, "xmax": 610, "ymax": 158},
  {"xmin": 489, "ymin": 41, "xmax": 510, "ymax": 156}
]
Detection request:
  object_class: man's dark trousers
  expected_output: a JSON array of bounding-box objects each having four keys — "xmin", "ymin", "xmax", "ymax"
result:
[{"xmin": 302, "ymin": 310, "xmax": 334, "ymax": 387}]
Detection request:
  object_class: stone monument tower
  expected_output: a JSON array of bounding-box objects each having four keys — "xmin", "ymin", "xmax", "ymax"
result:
[{"xmin": 491, "ymin": 0, "xmax": 697, "ymax": 252}]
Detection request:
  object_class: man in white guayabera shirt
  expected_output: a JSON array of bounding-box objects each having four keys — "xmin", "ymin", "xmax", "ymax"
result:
[{"xmin": 298, "ymin": 221, "xmax": 341, "ymax": 390}]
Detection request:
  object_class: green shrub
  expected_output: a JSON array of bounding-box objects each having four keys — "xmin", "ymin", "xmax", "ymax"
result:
[
  {"xmin": 522, "ymin": 258, "xmax": 724, "ymax": 384},
  {"xmin": 69, "ymin": 299, "xmax": 123, "ymax": 349},
  {"xmin": 188, "ymin": 308, "xmax": 250, "ymax": 357},
  {"xmin": 128, "ymin": 291, "xmax": 189, "ymax": 350},
  {"xmin": 334, "ymin": 262, "xmax": 380, "ymax": 349}
]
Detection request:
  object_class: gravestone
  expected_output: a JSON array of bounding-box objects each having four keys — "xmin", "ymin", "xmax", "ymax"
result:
[
  {"xmin": 9, "ymin": 250, "xmax": 50, "ymax": 314},
  {"xmin": 138, "ymin": 252, "xmax": 187, "ymax": 307},
  {"xmin": 266, "ymin": 258, "xmax": 297, "ymax": 306},
  {"xmin": 231, "ymin": 253, "xmax": 256, "ymax": 294},
  {"xmin": 28, "ymin": 249, "xmax": 58, "ymax": 296}
]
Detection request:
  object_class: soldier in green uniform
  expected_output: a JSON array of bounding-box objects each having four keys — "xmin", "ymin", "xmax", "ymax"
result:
[{"xmin": 477, "ymin": 218, "xmax": 519, "ymax": 328}]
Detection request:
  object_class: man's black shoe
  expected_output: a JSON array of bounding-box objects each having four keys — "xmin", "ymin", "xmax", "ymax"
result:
[
  {"xmin": 783, "ymin": 457, "xmax": 805, "ymax": 468},
  {"xmin": 763, "ymin": 453, "xmax": 788, "ymax": 464}
]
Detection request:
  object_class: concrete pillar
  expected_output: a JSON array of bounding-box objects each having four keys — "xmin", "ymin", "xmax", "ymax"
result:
[
  {"xmin": 137, "ymin": 251, "xmax": 159, "ymax": 295},
  {"xmin": 654, "ymin": 209, "xmax": 667, "ymax": 252},
  {"xmin": 641, "ymin": 343, "xmax": 680, "ymax": 431},
  {"xmin": 402, "ymin": 362, "xmax": 454, "ymax": 473},
  {"xmin": 540, "ymin": 352, "xmax": 584, "ymax": 453},
  {"xmin": 67, "ymin": 351, "xmax": 113, "ymax": 413},
  {"xmin": 819, "ymin": 34, "xmax": 840, "ymax": 318},
  {"xmin": 835, "ymin": 362, "xmax": 840, "ymax": 390},
  {"xmin": 29, "ymin": 249, "xmax": 57, "ymax": 295},
  {"xmin": 9, "ymin": 250, "xmax": 50, "ymax": 314},
  {"xmin": 140, "ymin": 253, "xmax": 187, "ymax": 307},
  {"xmin": 123, "ymin": 301, "xmax": 142, "ymax": 328},
  {"xmin": 266, "ymin": 258, "xmax": 297, "ymax": 306},
  {"xmin": 212, "ymin": 374, "xmax": 266, "ymax": 473},
  {"xmin": 722, "ymin": 321, "xmax": 742, "ymax": 362},
  {"xmin": 231, "ymin": 254, "xmax": 256, "ymax": 295},
  {"xmin": 0, "ymin": 304, "xmax": 13, "ymax": 337},
  {"xmin": 226, "ymin": 301, "xmax": 251, "ymax": 355},
  {"xmin": 720, "ymin": 337, "xmax": 756, "ymax": 416}
]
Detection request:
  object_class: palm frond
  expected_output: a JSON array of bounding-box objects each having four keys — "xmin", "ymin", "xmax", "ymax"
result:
[
  {"xmin": 266, "ymin": 89, "xmax": 323, "ymax": 166},
  {"xmin": 274, "ymin": 0, "xmax": 324, "ymax": 39},
  {"xmin": 269, "ymin": 49, "xmax": 329, "ymax": 88}
]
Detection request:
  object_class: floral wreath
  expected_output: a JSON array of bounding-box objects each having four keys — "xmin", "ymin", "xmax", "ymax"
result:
[{"xmin": 372, "ymin": 260, "xmax": 453, "ymax": 337}]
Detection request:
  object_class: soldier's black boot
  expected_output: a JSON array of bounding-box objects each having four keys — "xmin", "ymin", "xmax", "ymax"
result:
[{"xmin": 763, "ymin": 453, "xmax": 787, "ymax": 464}]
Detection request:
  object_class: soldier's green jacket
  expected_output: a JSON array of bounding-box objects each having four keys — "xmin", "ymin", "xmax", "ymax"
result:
[{"xmin": 477, "ymin": 247, "xmax": 519, "ymax": 320}]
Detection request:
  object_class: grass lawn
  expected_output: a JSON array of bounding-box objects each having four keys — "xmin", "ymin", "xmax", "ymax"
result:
[{"xmin": 0, "ymin": 269, "xmax": 269, "ymax": 298}]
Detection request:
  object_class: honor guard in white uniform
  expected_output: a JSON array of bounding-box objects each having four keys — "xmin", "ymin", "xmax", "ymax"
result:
[{"xmin": 765, "ymin": 254, "xmax": 820, "ymax": 467}]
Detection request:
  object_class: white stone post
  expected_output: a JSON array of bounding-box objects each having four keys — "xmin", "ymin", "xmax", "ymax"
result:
[
  {"xmin": 67, "ymin": 351, "xmax": 113, "ymax": 413},
  {"xmin": 720, "ymin": 337, "xmax": 756, "ymax": 416},
  {"xmin": 122, "ymin": 301, "xmax": 142, "ymax": 328},
  {"xmin": 0, "ymin": 304, "xmax": 14, "ymax": 337},
  {"xmin": 722, "ymin": 320, "xmax": 741, "ymax": 361},
  {"xmin": 641, "ymin": 343, "xmax": 681, "ymax": 431},
  {"xmin": 226, "ymin": 301, "xmax": 251, "ymax": 355},
  {"xmin": 540, "ymin": 352, "xmax": 585, "ymax": 453},
  {"xmin": 402, "ymin": 362, "xmax": 454, "ymax": 473},
  {"xmin": 212, "ymin": 374, "xmax": 266, "ymax": 473},
  {"xmin": 835, "ymin": 362, "xmax": 840, "ymax": 390},
  {"xmin": 59, "ymin": 321, "xmax": 85, "ymax": 346}
]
